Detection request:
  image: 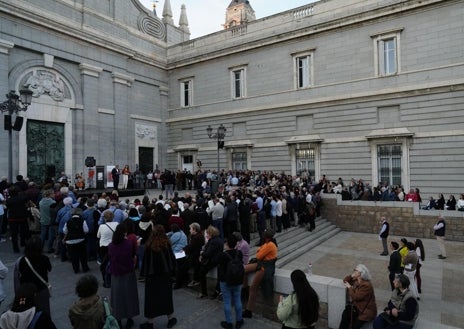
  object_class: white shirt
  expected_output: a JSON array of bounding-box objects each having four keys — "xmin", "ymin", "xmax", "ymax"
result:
[{"xmin": 97, "ymin": 222, "xmax": 119, "ymax": 247}]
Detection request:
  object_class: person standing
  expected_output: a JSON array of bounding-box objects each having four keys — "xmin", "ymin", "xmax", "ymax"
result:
[
  {"xmin": 379, "ymin": 217, "xmax": 390, "ymax": 256},
  {"xmin": 277, "ymin": 269, "xmax": 320, "ymax": 329},
  {"xmin": 108, "ymin": 224, "xmax": 139, "ymax": 329},
  {"xmin": 434, "ymin": 216, "xmax": 446, "ymax": 259},
  {"xmin": 388, "ymin": 242, "xmax": 402, "ymax": 291},
  {"xmin": 121, "ymin": 165, "xmax": 130, "ymax": 190},
  {"xmin": 63, "ymin": 210, "xmax": 90, "ymax": 274},
  {"xmin": 96, "ymin": 211, "xmax": 119, "ymax": 288},
  {"xmin": 111, "ymin": 165, "xmax": 120, "ymax": 191},
  {"xmin": 5, "ymin": 186, "xmax": 29, "ymax": 253},
  {"xmin": 139, "ymin": 225, "xmax": 177, "ymax": 329},
  {"xmin": 414, "ymin": 239, "xmax": 425, "ymax": 295},
  {"xmin": 217, "ymin": 235, "xmax": 244, "ymax": 329},
  {"xmin": 16, "ymin": 236, "xmax": 52, "ymax": 316},
  {"xmin": 39, "ymin": 190, "xmax": 56, "ymax": 254},
  {"xmin": 398, "ymin": 238, "xmax": 409, "ymax": 273},
  {"xmin": 403, "ymin": 242, "xmax": 419, "ymax": 299}
]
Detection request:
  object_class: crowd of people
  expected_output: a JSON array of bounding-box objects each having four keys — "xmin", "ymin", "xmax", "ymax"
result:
[
  {"xmin": 0, "ymin": 171, "xmax": 324, "ymax": 329},
  {"xmin": 0, "ymin": 170, "xmax": 457, "ymax": 329}
]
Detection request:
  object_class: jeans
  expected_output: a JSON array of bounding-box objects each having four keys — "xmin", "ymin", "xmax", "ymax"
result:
[
  {"xmin": 212, "ymin": 218, "xmax": 224, "ymax": 239},
  {"xmin": 165, "ymin": 184, "xmax": 174, "ymax": 199},
  {"xmin": 40, "ymin": 225, "xmax": 56, "ymax": 251},
  {"xmin": 220, "ymin": 281, "xmax": 242, "ymax": 324}
]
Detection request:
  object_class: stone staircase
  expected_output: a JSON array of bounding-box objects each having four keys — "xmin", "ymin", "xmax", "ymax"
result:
[{"xmin": 248, "ymin": 217, "xmax": 342, "ymax": 268}]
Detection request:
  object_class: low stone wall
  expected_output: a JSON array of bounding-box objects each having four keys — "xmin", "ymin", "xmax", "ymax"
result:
[
  {"xmin": 207, "ymin": 268, "xmax": 345, "ymax": 328},
  {"xmin": 320, "ymin": 194, "xmax": 464, "ymax": 242}
]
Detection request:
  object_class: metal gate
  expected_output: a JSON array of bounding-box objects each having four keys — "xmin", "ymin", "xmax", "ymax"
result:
[{"xmin": 27, "ymin": 120, "xmax": 65, "ymax": 184}]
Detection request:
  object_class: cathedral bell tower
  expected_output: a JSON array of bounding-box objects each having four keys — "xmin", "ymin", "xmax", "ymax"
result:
[{"xmin": 224, "ymin": 0, "xmax": 256, "ymax": 29}]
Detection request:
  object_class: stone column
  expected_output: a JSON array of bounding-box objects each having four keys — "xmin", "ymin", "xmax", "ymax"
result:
[
  {"xmin": 79, "ymin": 63, "xmax": 103, "ymax": 166},
  {"xmin": 112, "ymin": 72, "xmax": 134, "ymax": 166},
  {"xmin": 0, "ymin": 39, "xmax": 15, "ymax": 180},
  {"xmin": 158, "ymin": 85, "xmax": 169, "ymax": 169}
]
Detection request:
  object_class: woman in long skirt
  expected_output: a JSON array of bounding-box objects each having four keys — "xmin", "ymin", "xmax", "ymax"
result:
[
  {"xmin": 139, "ymin": 225, "xmax": 177, "ymax": 329},
  {"xmin": 108, "ymin": 223, "xmax": 139, "ymax": 329}
]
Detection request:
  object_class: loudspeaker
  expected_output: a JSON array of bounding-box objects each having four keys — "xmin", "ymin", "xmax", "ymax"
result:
[
  {"xmin": 12, "ymin": 116, "xmax": 23, "ymax": 131},
  {"xmin": 85, "ymin": 156, "xmax": 96, "ymax": 167},
  {"xmin": 4, "ymin": 115, "xmax": 12, "ymax": 130}
]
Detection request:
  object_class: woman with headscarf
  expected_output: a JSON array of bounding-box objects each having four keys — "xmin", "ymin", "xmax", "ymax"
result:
[{"xmin": 339, "ymin": 264, "xmax": 377, "ymax": 329}]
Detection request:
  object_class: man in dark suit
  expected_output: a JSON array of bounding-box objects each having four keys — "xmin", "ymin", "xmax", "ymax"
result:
[
  {"xmin": 388, "ymin": 241, "xmax": 401, "ymax": 290},
  {"xmin": 111, "ymin": 165, "xmax": 120, "ymax": 190}
]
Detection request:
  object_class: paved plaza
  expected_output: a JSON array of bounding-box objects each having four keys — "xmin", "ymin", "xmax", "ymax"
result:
[{"xmin": 0, "ymin": 189, "xmax": 463, "ymax": 328}]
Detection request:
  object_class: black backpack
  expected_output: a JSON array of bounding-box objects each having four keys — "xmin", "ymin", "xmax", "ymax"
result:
[{"xmin": 224, "ymin": 251, "xmax": 244, "ymax": 285}]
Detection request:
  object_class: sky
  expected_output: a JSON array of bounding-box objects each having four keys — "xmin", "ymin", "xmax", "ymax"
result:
[{"xmin": 139, "ymin": 0, "xmax": 317, "ymax": 39}]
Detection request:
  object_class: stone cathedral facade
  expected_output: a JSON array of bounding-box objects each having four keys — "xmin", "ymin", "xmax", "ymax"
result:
[{"xmin": 1, "ymin": 0, "xmax": 463, "ymax": 199}]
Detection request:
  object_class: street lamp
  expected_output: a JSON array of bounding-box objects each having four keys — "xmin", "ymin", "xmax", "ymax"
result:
[
  {"xmin": 206, "ymin": 124, "xmax": 227, "ymax": 174},
  {"xmin": 0, "ymin": 89, "xmax": 33, "ymax": 183}
]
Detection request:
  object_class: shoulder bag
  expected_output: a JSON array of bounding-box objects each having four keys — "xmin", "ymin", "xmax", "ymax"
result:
[{"xmin": 24, "ymin": 257, "xmax": 52, "ymax": 295}]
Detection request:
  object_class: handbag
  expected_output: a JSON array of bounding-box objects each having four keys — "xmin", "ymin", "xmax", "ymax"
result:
[
  {"xmin": 24, "ymin": 257, "xmax": 52, "ymax": 295},
  {"xmin": 380, "ymin": 311, "xmax": 399, "ymax": 326},
  {"xmin": 103, "ymin": 296, "xmax": 120, "ymax": 329}
]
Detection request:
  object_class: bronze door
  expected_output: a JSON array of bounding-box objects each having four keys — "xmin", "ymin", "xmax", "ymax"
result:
[{"xmin": 27, "ymin": 120, "xmax": 65, "ymax": 184}]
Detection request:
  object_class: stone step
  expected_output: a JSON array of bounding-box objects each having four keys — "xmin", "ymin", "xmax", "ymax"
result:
[{"xmin": 248, "ymin": 218, "xmax": 341, "ymax": 268}]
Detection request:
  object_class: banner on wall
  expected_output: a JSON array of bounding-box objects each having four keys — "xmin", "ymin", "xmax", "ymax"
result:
[{"xmin": 106, "ymin": 165, "xmax": 115, "ymax": 188}]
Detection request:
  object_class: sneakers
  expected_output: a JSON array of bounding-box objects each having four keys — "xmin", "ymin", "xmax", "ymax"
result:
[
  {"xmin": 235, "ymin": 319, "xmax": 244, "ymax": 329},
  {"xmin": 187, "ymin": 280, "xmax": 199, "ymax": 287},
  {"xmin": 196, "ymin": 293, "xmax": 207, "ymax": 299},
  {"xmin": 380, "ymin": 252, "xmax": 388, "ymax": 256},
  {"xmin": 167, "ymin": 317, "xmax": 177, "ymax": 328},
  {"xmin": 438, "ymin": 255, "xmax": 447, "ymax": 259}
]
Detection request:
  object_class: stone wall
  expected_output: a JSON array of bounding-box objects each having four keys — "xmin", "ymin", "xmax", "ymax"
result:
[{"xmin": 320, "ymin": 194, "xmax": 464, "ymax": 242}]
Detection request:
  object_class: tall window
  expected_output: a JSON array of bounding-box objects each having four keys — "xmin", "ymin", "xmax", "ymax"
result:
[
  {"xmin": 230, "ymin": 66, "xmax": 246, "ymax": 99},
  {"xmin": 377, "ymin": 144, "xmax": 402, "ymax": 186},
  {"xmin": 297, "ymin": 55, "xmax": 310, "ymax": 88},
  {"xmin": 372, "ymin": 30, "xmax": 402, "ymax": 76},
  {"xmin": 232, "ymin": 152, "xmax": 247, "ymax": 170},
  {"xmin": 293, "ymin": 50, "xmax": 314, "ymax": 89},
  {"xmin": 296, "ymin": 148, "xmax": 315, "ymax": 177},
  {"xmin": 180, "ymin": 79, "xmax": 193, "ymax": 107}
]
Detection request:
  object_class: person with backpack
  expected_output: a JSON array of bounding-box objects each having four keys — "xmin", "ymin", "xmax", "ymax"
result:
[
  {"xmin": 0, "ymin": 282, "xmax": 56, "ymax": 329},
  {"xmin": 217, "ymin": 235, "xmax": 244, "ymax": 329}
]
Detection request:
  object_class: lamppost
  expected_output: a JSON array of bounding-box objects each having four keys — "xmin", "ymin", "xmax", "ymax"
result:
[
  {"xmin": 0, "ymin": 89, "xmax": 33, "ymax": 183},
  {"xmin": 206, "ymin": 124, "xmax": 227, "ymax": 174}
]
